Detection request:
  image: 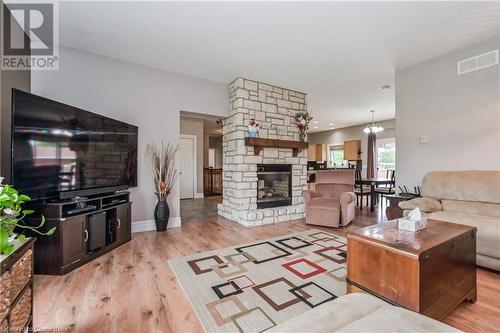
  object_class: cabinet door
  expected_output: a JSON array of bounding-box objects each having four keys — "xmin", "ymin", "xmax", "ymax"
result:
[
  {"xmin": 62, "ymin": 216, "xmax": 87, "ymax": 266},
  {"xmin": 116, "ymin": 204, "xmax": 131, "ymax": 242},
  {"xmin": 307, "ymin": 144, "xmax": 316, "ymax": 161},
  {"xmin": 344, "ymin": 140, "xmax": 361, "ymax": 160},
  {"xmin": 315, "ymin": 144, "xmax": 327, "ymax": 161}
]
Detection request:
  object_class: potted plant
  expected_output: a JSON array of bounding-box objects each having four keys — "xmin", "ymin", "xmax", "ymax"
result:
[
  {"xmin": 248, "ymin": 118, "xmax": 260, "ymax": 137},
  {"xmin": 0, "ymin": 177, "xmax": 55, "ymax": 255},
  {"xmin": 292, "ymin": 111, "xmax": 313, "ymax": 141},
  {"xmin": 145, "ymin": 142, "xmax": 178, "ymax": 231}
]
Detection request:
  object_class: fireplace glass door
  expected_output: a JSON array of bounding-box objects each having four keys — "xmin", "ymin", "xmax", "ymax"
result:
[{"xmin": 256, "ymin": 164, "xmax": 292, "ymax": 209}]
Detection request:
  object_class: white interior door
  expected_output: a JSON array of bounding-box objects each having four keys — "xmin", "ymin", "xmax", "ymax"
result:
[{"xmin": 180, "ymin": 136, "xmax": 195, "ymax": 199}]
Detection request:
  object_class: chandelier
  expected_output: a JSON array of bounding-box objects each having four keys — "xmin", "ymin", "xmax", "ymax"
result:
[{"xmin": 363, "ymin": 110, "xmax": 384, "ymax": 134}]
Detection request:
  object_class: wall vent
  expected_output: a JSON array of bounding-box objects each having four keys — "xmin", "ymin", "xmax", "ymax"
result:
[{"xmin": 457, "ymin": 49, "xmax": 499, "ymax": 75}]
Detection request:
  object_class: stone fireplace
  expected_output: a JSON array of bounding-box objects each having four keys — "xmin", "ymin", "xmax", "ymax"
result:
[{"xmin": 218, "ymin": 77, "xmax": 308, "ymax": 227}]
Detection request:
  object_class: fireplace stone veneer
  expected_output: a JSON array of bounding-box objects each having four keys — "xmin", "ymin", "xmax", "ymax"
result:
[{"xmin": 218, "ymin": 77, "xmax": 308, "ymax": 227}]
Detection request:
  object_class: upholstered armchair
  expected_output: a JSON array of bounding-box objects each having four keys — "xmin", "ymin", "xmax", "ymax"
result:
[{"xmin": 302, "ymin": 170, "xmax": 356, "ymax": 228}]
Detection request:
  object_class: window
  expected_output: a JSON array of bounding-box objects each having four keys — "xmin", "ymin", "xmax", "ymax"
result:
[
  {"xmin": 329, "ymin": 145, "xmax": 347, "ymax": 167},
  {"xmin": 376, "ymin": 138, "xmax": 396, "ymax": 178}
]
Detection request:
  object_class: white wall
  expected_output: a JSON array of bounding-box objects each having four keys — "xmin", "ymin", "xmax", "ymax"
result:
[
  {"xmin": 308, "ymin": 119, "xmax": 396, "ymax": 176},
  {"xmin": 31, "ymin": 46, "xmax": 228, "ymax": 227},
  {"xmin": 396, "ymin": 37, "xmax": 500, "ymax": 188},
  {"xmin": 180, "ymin": 117, "xmax": 204, "ymax": 194}
]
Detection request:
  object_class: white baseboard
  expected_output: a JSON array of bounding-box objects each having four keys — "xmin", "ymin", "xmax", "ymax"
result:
[
  {"xmin": 131, "ymin": 217, "xmax": 182, "ymax": 233},
  {"xmin": 194, "ymin": 192, "xmax": 204, "ymax": 199}
]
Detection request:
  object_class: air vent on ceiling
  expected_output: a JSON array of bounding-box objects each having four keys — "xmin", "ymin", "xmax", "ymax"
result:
[{"xmin": 457, "ymin": 49, "xmax": 499, "ymax": 75}]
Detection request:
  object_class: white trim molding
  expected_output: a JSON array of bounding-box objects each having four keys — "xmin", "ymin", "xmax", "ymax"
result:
[
  {"xmin": 194, "ymin": 192, "xmax": 204, "ymax": 199},
  {"xmin": 131, "ymin": 217, "xmax": 182, "ymax": 233}
]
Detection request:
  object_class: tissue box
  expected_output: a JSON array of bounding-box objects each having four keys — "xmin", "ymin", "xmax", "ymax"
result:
[{"xmin": 398, "ymin": 218, "xmax": 426, "ymax": 232}]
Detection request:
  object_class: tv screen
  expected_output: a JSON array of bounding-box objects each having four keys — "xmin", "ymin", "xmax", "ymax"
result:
[{"xmin": 12, "ymin": 89, "xmax": 138, "ymax": 200}]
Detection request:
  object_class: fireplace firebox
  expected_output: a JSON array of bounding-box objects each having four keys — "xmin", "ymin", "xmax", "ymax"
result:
[{"xmin": 256, "ymin": 164, "xmax": 292, "ymax": 209}]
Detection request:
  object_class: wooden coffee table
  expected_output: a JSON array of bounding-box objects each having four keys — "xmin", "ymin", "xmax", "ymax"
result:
[{"xmin": 346, "ymin": 219, "xmax": 477, "ymax": 320}]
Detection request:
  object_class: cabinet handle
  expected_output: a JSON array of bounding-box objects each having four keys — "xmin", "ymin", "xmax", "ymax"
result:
[
  {"xmin": 117, "ymin": 218, "xmax": 121, "ymax": 229},
  {"xmin": 84, "ymin": 229, "xmax": 89, "ymax": 242}
]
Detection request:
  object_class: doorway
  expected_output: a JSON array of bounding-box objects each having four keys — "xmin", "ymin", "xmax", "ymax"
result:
[
  {"xmin": 376, "ymin": 137, "xmax": 396, "ymax": 178},
  {"xmin": 180, "ymin": 135, "xmax": 196, "ymax": 199},
  {"xmin": 179, "ymin": 111, "xmax": 224, "ymax": 222}
]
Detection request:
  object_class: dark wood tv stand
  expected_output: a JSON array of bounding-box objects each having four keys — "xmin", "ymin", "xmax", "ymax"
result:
[{"xmin": 25, "ymin": 191, "xmax": 132, "ymax": 275}]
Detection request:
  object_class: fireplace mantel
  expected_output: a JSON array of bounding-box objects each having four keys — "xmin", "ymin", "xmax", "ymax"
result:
[{"xmin": 244, "ymin": 137, "xmax": 309, "ymax": 157}]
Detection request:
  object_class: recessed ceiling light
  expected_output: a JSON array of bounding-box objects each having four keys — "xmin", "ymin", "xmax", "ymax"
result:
[
  {"xmin": 313, "ymin": 126, "xmax": 318, "ymax": 129},
  {"xmin": 328, "ymin": 123, "xmax": 334, "ymax": 126},
  {"xmin": 330, "ymin": 127, "xmax": 335, "ymax": 130},
  {"xmin": 313, "ymin": 120, "xmax": 319, "ymax": 123}
]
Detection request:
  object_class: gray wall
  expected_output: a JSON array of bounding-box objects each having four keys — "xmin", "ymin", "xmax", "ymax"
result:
[
  {"xmin": 308, "ymin": 119, "xmax": 395, "ymax": 176},
  {"xmin": 31, "ymin": 46, "xmax": 228, "ymax": 225},
  {"xmin": 396, "ymin": 36, "xmax": 500, "ymax": 188},
  {"xmin": 180, "ymin": 117, "xmax": 204, "ymax": 194},
  {"xmin": 0, "ymin": 3, "xmax": 31, "ymax": 180}
]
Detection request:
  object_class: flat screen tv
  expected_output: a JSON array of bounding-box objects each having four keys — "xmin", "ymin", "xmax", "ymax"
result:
[{"xmin": 11, "ymin": 89, "xmax": 138, "ymax": 200}]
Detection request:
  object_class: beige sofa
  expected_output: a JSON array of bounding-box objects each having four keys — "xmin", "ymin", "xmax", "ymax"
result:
[
  {"xmin": 268, "ymin": 293, "xmax": 461, "ymax": 332},
  {"xmin": 400, "ymin": 170, "xmax": 500, "ymax": 271}
]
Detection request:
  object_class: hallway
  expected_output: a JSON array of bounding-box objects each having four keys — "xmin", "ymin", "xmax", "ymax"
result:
[{"xmin": 180, "ymin": 196, "xmax": 222, "ymax": 221}]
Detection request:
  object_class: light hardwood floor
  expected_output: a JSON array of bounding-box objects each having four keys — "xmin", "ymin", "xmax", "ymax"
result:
[{"xmin": 33, "ymin": 205, "xmax": 500, "ymax": 333}]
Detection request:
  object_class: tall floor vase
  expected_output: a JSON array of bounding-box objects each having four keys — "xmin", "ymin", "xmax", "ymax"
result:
[{"xmin": 154, "ymin": 200, "xmax": 170, "ymax": 232}]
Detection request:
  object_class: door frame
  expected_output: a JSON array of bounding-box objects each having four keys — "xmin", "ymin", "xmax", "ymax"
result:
[{"xmin": 180, "ymin": 134, "xmax": 197, "ymax": 199}]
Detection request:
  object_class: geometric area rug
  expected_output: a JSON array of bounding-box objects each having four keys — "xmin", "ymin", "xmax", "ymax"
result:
[{"xmin": 168, "ymin": 229, "xmax": 347, "ymax": 332}]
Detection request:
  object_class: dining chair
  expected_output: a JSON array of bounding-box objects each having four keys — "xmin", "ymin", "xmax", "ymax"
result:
[
  {"xmin": 354, "ymin": 169, "xmax": 372, "ymax": 209},
  {"xmin": 375, "ymin": 170, "xmax": 396, "ymax": 208}
]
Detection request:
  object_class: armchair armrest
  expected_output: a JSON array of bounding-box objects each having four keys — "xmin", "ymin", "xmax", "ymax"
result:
[
  {"xmin": 340, "ymin": 191, "xmax": 356, "ymax": 226},
  {"xmin": 302, "ymin": 190, "xmax": 321, "ymax": 204},
  {"xmin": 340, "ymin": 192, "xmax": 356, "ymax": 206}
]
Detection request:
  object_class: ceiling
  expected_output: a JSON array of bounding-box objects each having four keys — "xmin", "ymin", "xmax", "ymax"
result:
[{"xmin": 41, "ymin": 2, "xmax": 500, "ymax": 131}]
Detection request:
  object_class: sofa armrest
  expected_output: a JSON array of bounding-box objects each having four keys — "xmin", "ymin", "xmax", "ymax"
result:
[
  {"xmin": 302, "ymin": 190, "xmax": 321, "ymax": 204},
  {"xmin": 398, "ymin": 197, "xmax": 443, "ymax": 213}
]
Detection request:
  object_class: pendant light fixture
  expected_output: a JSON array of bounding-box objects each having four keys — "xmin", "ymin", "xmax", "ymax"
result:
[{"xmin": 363, "ymin": 110, "xmax": 384, "ymax": 134}]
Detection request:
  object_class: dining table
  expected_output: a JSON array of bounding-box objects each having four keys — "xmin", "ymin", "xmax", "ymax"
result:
[{"xmin": 356, "ymin": 177, "xmax": 395, "ymax": 212}]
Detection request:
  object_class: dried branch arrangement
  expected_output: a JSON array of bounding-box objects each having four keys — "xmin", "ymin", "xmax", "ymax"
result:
[{"xmin": 145, "ymin": 142, "xmax": 179, "ymax": 201}]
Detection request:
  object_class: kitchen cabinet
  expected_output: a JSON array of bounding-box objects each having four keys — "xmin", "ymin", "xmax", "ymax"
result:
[
  {"xmin": 344, "ymin": 140, "xmax": 361, "ymax": 160},
  {"xmin": 307, "ymin": 144, "xmax": 327, "ymax": 161}
]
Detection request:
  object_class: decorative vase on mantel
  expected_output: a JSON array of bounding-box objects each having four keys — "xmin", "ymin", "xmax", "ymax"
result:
[
  {"xmin": 248, "ymin": 128, "xmax": 258, "ymax": 137},
  {"xmin": 248, "ymin": 118, "xmax": 260, "ymax": 138},
  {"xmin": 154, "ymin": 199, "xmax": 170, "ymax": 232}
]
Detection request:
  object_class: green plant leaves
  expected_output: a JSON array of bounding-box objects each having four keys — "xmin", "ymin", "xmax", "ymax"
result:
[
  {"xmin": 1, "ymin": 182, "xmax": 56, "ymax": 250},
  {"xmin": 46, "ymin": 227, "xmax": 56, "ymax": 235},
  {"xmin": 18, "ymin": 194, "xmax": 31, "ymax": 202},
  {"xmin": 0, "ymin": 228, "xmax": 14, "ymax": 255}
]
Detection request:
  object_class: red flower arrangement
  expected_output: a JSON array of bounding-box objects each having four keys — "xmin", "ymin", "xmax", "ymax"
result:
[{"xmin": 249, "ymin": 119, "xmax": 260, "ymax": 128}]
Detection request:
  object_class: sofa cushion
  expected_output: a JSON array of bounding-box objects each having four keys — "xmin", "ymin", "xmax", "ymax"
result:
[
  {"xmin": 442, "ymin": 200, "xmax": 500, "ymax": 218},
  {"xmin": 399, "ymin": 197, "xmax": 443, "ymax": 213},
  {"xmin": 421, "ymin": 171, "xmax": 500, "ymax": 204},
  {"xmin": 428, "ymin": 211, "xmax": 500, "ymax": 259},
  {"xmin": 267, "ymin": 293, "xmax": 461, "ymax": 333},
  {"xmin": 309, "ymin": 197, "xmax": 340, "ymax": 210},
  {"xmin": 306, "ymin": 197, "xmax": 341, "ymax": 227}
]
